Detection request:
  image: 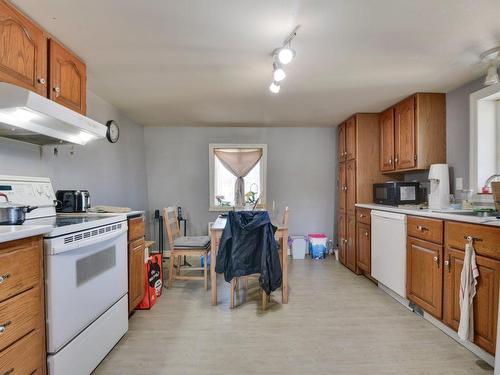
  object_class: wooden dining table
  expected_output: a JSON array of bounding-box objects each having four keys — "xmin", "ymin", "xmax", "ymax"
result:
[{"xmin": 209, "ymin": 215, "xmax": 289, "ymax": 305}]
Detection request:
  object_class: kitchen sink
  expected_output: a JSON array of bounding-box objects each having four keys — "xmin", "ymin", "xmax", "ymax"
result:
[{"xmin": 447, "ymin": 211, "xmax": 500, "ymax": 218}]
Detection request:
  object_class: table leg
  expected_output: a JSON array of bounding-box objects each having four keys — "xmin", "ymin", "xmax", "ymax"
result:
[
  {"xmin": 281, "ymin": 230, "xmax": 288, "ymax": 304},
  {"xmin": 210, "ymin": 230, "xmax": 217, "ymax": 305}
]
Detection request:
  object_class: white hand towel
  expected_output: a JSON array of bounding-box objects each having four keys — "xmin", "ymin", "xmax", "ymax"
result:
[{"xmin": 458, "ymin": 241, "xmax": 479, "ymax": 341}]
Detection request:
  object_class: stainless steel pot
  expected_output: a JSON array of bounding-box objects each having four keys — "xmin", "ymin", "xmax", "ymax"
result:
[{"xmin": 0, "ymin": 193, "xmax": 38, "ymax": 225}]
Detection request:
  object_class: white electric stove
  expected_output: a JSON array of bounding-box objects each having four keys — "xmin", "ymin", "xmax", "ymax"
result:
[{"xmin": 0, "ymin": 175, "xmax": 129, "ymax": 375}]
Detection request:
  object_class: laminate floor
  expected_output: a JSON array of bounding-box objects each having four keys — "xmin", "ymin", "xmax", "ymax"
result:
[{"xmin": 93, "ymin": 258, "xmax": 493, "ymax": 375}]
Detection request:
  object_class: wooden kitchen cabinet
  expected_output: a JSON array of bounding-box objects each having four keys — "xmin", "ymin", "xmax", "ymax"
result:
[
  {"xmin": 356, "ymin": 221, "xmax": 371, "ymax": 274},
  {"xmin": 346, "ymin": 159, "xmax": 356, "ymax": 215},
  {"xmin": 443, "ymin": 222, "xmax": 500, "ymax": 355},
  {"xmin": 0, "ymin": 236, "xmax": 46, "ymax": 375},
  {"xmin": 338, "ymin": 162, "xmax": 346, "ymax": 213},
  {"xmin": 338, "ymin": 122, "xmax": 346, "ymax": 162},
  {"xmin": 0, "ymin": 0, "xmax": 47, "ymax": 96},
  {"xmin": 336, "ymin": 114, "xmax": 393, "ymax": 274},
  {"xmin": 49, "ymin": 39, "xmax": 87, "ymax": 114},
  {"xmin": 345, "ymin": 116, "xmax": 356, "ymax": 160},
  {"xmin": 338, "ymin": 213, "xmax": 346, "ymax": 265},
  {"xmin": 345, "ymin": 214, "xmax": 356, "ymax": 272},
  {"xmin": 127, "ymin": 215, "xmax": 145, "ymax": 313},
  {"xmin": 0, "ymin": 1, "xmax": 87, "ymax": 114},
  {"xmin": 379, "ymin": 107, "xmax": 395, "ymax": 172},
  {"xmin": 406, "ymin": 236, "xmax": 443, "ymax": 319},
  {"xmin": 379, "ymin": 93, "xmax": 446, "ymax": 173}
]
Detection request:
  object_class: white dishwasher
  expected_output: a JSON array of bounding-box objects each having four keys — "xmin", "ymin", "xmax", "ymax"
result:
[{"xmin": 371, "ymin": 210, "xmax": 407, "ymax": 298}]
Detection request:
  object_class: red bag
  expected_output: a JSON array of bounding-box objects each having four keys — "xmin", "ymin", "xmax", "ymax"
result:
[{"xmin": 137, "ymin": 254, "xmax": 163, "ymax": 310}]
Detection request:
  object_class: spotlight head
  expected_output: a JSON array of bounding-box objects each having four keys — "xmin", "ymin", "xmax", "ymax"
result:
[
  {"xmin": 277, "ymin": 47, "xmax": 295, "ymax": 65},
  {"xmin": 269, "ymin": 81, "xmax": 280, "ymax": 94},
  {"xmin": 273, "ymin": 62, "xmax": 286, "ymax": 82}
]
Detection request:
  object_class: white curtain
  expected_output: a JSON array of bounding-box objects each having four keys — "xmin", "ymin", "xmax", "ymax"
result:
[{"xmin": 214, "ymin": 148, "xmax": 263, "ymax": 206}]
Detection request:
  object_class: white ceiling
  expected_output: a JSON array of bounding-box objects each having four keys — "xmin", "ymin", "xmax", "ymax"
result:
[{"xmin": 12, "ymin": 0, "xmax": 500, "ymax": 127}]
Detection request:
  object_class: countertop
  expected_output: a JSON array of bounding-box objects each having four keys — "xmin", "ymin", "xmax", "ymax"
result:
[
  {"xmin": 0, "ymin": 225, "xmax": 53, "ymax": 244},
  {"xmin": 356, "ymin": 203, "xmax": 500, "ymax": 227}
]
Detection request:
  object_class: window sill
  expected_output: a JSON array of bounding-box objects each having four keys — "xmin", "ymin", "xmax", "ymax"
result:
[{"xmin": 209, "ymin": 204, "xmax": 266, "ymax": 212}]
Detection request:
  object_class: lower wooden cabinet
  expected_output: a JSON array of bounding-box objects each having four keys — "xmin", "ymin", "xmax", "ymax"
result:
[
  {"xmin": 338, "ymin": 212, "xmax": 346, "ymax": 265},
  {"xmin": 345, "ymin": 214, "xmax": 356, "ymax": 272},
  {"xmin": 0, "ymin": 236, "xmax": 45, "ymax": 375},
  {"xmin": 442, "ymin": 221, "xmax": 500, "ymax": 355},
  {"xmin": 443, "ymin": 246, "xmax": 500, "ymax": 355},
  {"xmin": 406, "ymin": 236, "xmax": 443, "ymax": 319},
  {"xmin": 128, "ymin": 215, "xmax": 145, "ymax": 313},
  {"xmin": 128, "ymin": 237, "xmax": 145, "ymax": 312},
  {"xmin": 356, "ymin": 222, "xmax": 370, "ymax": 274}
]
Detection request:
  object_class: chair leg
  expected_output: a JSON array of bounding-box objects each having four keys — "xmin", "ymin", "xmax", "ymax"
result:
[
  {"xmin": 230, "ymin": 279, "xmax": 236, "ymax": 308},
  {"xmin": 176, "ymin": 256, "xmax": 182, "ymax": 275},
  {"xmin": 168, "ymin": 252, "xmax": 175, "ymax": 288},
  {"xmin": 203, "ymin": 252, "xmax": 208, "ymax": 290},
  {"xmin": 262, "ymin": 289, "xmax": 268, "ymax": 311}
]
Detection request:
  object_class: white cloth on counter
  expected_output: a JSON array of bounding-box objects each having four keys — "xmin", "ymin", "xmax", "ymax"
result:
[
  {"xmin": 458, "ymin": 240, "xmax": 479, "ymax": 341},
  {"xmin": 87, "ymin": 205, "xmax": 132, "ymax": 213}
]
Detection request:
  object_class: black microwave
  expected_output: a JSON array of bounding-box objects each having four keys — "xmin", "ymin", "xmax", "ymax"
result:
[{"xmin": 373, "ymin": 182, "xmax": 420, "ymax": 206}]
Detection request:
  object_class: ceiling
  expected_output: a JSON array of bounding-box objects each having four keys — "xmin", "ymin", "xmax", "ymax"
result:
[{"xmin": 12, "ymin": 0, "xmax": 500, "ymax": 127}]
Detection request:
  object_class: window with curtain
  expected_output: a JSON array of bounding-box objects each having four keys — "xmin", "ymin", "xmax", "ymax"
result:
[{"xmin": 209, "ymin": 144, "xmax": 267, "ymax": 210}]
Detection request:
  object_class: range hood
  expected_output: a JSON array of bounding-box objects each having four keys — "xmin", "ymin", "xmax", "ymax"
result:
[{"xmin": 0, "ymin": 83, "xmax": 107, "ymax": 145}]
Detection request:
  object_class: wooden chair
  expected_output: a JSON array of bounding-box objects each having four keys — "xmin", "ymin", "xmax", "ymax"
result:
[
  {"xmin": 230, "ymin": 207, "xmax": 289, "ymax": 310},
  {"xmin": 163, "ymin": 207, "xmax": 211, "ymax": 289}
]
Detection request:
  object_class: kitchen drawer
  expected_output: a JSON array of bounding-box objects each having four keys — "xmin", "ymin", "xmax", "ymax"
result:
[
  {"xmin": 0, "ymin": 287, "xmax": 40, "ymax": 352},
  {"xmin": 128, "ymin": 216, "xmax": 145, "ymax": 242},
  {"xmin": 407, "ymin": 216, "xmax": 443, "ymax": 245},
  {"xmin": 356, "ymin": 208, "xmax": 371, "ymax": 225},
  {"xmin": 0, "ymin": 329, "xmax": 44, "ymax": 375},
  {"xmin": 445, "ymin": 221, "xmax": 500, "ymax": 260},
  {"xmin": 0, "ymin": 237, "xmax": 41, "ymax": 303}
]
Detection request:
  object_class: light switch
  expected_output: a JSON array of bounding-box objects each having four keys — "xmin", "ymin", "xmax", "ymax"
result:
[{"xmin": 455, "ymin": 177, "xmax": 463, "ymax": 191}]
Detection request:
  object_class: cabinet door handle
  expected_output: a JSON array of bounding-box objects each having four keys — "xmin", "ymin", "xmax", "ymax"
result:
[
  {"xmin": 364, "ymin": 231, "xmax": 368, "ymax": 237},
  {"xmin": 445, "ymin": 255, "xmax": 451, "ymax": 272},
  {"xmin": 0, "ymin": 274, "xmax": 10, "ymax": 284},
  {"xmin": 53, "ymin": 87, "xmax": 61, "ymax": 96},
  {"xmin": 433, "ymin": 256, "xmax": 439, "ymax": 265},
  {"xmin": 388, "ymin": 158, "xmax": 392, "ymax": 165},
  {"xmin": 359, "ymin": 214, "xmax": 365, "ymax": 218},
  {"xmin": 464, "ymin": 235, "xmax": 482, "ymax": 243},
  {"xmin": 416, "ymin": 225, "xmax": 428, "ymax": 232},
  {"xmin": 394, "ymin": 155, "xmax": 399, "ymax": 163},
  {"xmin": 37, "ymin": 77, "xmax": 46, "ymax": 85},
  {"xmin": 0, "ymin": 320, "xmax": 12, "ymax": 334}
]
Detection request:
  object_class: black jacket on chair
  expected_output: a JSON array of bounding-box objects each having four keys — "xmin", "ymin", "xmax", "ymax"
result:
[{"xmin": 215, "ymin": 211, "xmax": 282, "ymax": 295}]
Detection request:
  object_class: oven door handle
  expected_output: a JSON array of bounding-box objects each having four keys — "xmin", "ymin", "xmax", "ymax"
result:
[{"xmin": 48, "ymin": 227, "xmax": 128, "ymax": 255}]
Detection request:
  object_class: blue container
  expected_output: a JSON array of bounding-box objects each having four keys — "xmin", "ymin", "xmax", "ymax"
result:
[{"xmin": 200, "ymin": 253, "xmax": 211, "ymax": 267}]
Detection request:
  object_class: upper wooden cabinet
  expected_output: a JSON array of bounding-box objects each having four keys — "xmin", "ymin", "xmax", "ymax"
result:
[
  {"xmin": 49, "ymin": 39, "xmax": 86, "ymax": 114},
  {"xmin": 380, "ymin": 93, "xmax": 446, "ymax": 173},
  {"xmin": 345, "ymin": 116, "xmax": 356, "ymax": 160},
  {"xmin": 338, "ymin": 122, "xmax": 346, "ymax": 162},
  {"xmin": 0, "ymin": 0, "xmax": 47, "ymax": 96},
  {"xmin": 0, "ymin": 1, "xmax": 86, "ymax": 114},
  {"xmin": 379, "ymin": 107, "xmax": 395, "ymax": 172}
]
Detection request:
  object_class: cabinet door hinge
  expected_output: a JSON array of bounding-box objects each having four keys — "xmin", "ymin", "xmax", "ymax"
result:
[{"xmin": 414, "ymin": 154, "xmax": 417, "ymax": 161}]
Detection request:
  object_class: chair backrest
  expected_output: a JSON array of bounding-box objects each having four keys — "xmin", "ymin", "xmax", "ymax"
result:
[
  {"xmin": 162, "ymin": 206, "xmax": 180, "ymax": 247},
  {"xmin": 282, "ymin": 206, "xmax": 289, "ymax": 227}
]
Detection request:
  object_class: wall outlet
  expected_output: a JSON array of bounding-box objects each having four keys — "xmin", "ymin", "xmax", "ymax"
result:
[{"xmin": 455, "ymin": 177, "xmax": 463, "ymax": 191}]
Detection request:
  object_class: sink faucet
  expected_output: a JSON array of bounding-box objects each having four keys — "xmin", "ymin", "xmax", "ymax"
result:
[{"xmin": 483, "ymin": 174, "xmax": 500, "ymax": 192}]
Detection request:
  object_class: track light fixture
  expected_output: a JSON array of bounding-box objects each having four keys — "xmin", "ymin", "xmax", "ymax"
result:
[
  {"xmin": 269, "ymin": 81, "xmax": 280, "ymax": 94},
  {"xmin": 273, "ymin": 63, "xmax": 286, "ymax": 82},
  {"xmin": 480, "ymin": 46, "xmax": 500, "ymax": 86},
  {"xmin": 268, "ymin": 25, "xmax": 300, "ymax": 94}
]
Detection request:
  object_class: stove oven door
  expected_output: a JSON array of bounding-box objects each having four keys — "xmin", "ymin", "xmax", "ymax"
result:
[{"xmin": 45, "ymin": 227, "xmax": 128, "ymax": 353}]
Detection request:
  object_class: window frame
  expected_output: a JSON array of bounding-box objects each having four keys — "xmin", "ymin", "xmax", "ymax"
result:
[
  {"xmin": 208, "ymin": 143, "xmax": 267, "ymax": 211},
  {"xmin": 469, "ymin": 82, "xmax": 500, "ymax": 192}
]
